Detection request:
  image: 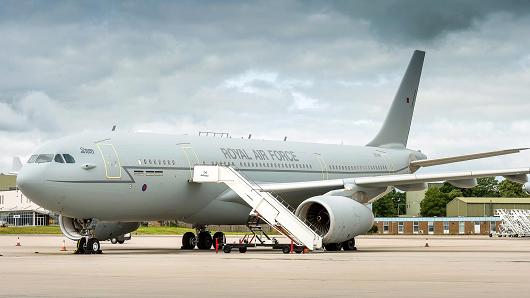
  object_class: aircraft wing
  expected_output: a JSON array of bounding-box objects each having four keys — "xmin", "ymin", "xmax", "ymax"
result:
[
  {"xmin": 409, "ymin": 148, "xmax": 528, "ymax": 171},
  {"xmin": 259, "ymin": 168, "xmax": 530, "ymax": 193}
]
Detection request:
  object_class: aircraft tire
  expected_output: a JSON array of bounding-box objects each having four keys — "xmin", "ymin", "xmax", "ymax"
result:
[
  {"xmin": 197, "ymin": 231, "xmax": 213, "ymax": 250},
  {"xmin": 223, "ymin": 245, "xmax": 232, "ymax": 253},
  {"xmin": 212, "ymin": 232, "xmax": 226, "ymax": 248},
  {"xmin": 87, "ymin": 238, "xmax": 100, "ymax": 254},
  {"xmin": 324, "ymin": 243, "xmax": 342, "ymax": 251},
  {"xmin": 182, "ymin": 232, "xmax": 196, "ymax": 250},
  {"xmin": 342, "ymin": 238, "xmax": 355, "ymax": 251}
]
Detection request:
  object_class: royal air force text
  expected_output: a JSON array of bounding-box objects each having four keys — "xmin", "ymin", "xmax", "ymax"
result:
[{"xmin": 220, "ymin": 148, "xmax": 299, "ymax": 162}]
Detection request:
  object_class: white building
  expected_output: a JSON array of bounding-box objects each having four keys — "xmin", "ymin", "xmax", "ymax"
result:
[{"xmin": 0, "ymin": 190, "xmax": 53, "ymax": 226}]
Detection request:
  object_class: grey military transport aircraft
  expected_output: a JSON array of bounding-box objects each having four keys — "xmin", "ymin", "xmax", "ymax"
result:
[{"xmin": 16, "ymin": 50, "xmax": 530, "ymax": 254}]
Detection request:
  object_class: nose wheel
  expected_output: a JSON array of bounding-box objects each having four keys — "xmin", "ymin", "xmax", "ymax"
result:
[{"xmin": 75, "ymin": 237, "xmax": 102, "ymax": 254}]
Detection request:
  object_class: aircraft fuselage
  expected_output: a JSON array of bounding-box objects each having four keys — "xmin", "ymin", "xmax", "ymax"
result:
[{"xmin": 17, "ymin": 132, "xmax": 423, "ymax": 225}]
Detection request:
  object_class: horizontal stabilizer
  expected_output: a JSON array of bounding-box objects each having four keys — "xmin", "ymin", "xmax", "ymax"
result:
[{"xmin": 410, "ymin": 148, "xmax": 528, "ymax": 171}]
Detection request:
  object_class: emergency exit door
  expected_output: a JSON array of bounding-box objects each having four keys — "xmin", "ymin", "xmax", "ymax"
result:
[
  {"xmin": 97, "ymin": 143, "xmax": 122, "ymax": 179},
  {"xmin": 313, "ymin": 153, "xmax": 329, "ymax": 180},
  {"xmin": 179, "ymin": 143, "xmax": 200, "ymax": 180}
]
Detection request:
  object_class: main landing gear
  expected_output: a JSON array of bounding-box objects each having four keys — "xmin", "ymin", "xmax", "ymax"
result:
[
  {"xmin": 74, "ymin": 219, "xmax": 102, "ymax": 254},
  {"xmin": 324, "ymin": 238, "xmax": 357, "ymax": 252},
  {"xmin": 181, "ymin": 225, "xmax": 225, "ymax": 250}
]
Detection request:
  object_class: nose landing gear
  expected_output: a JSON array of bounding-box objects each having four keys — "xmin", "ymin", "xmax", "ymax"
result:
[
  {"xmin": 74, "ymin": 237, "xmax": 102, "ymax": 254},
  {"xmin": 73, "ymin": 219, "xmax": 102, "ymax": 254}
]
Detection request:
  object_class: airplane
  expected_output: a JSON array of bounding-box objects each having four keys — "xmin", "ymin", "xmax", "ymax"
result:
[{"xmin": 16, "ymin": 50, "xmax": 530, "ymax": 254}]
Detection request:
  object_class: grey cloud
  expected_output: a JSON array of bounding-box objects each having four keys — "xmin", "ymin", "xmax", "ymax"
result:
[
  {"xmin": 1, "ymin": 1, "xmax": 530, "ymax": 173},
  {"xmin": 329, "ymin": 0, "xmax": 530, "ymax": 43}
]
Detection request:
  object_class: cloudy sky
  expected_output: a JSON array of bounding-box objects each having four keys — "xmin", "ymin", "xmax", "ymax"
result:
[{"xmin": 1, "ymin": 1, "xmax": 530, "ymax": 173}]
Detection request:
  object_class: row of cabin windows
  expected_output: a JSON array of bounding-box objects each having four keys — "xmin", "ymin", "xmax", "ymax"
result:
[
  {"xmin": 134, "ymin": 170, "xmax": 163, "ymax": 176},
  {"xmin": 140, "ymin": 159, "xmax": 176, "ymax": 166},
  {"xmin": 199, "ymin": 161, "xmax": 314, "ymax": 170},
  {"xmin": 238, "ymin": 161, "xmax": 312, "ymax": 169},
  {"xmin": 27, "ymin": 154, "xmax": 76, "ymax": 164},
  {"xmin": 136, "ymin": 158, "xmax": 385, "ymax": 172},
  {"xmin": 201, "ymin": 161, "xmax": 313, "ymax": 170},
  {"xmin": 329, "ymin": 164, "xmax": 387, "ymax": 171}
]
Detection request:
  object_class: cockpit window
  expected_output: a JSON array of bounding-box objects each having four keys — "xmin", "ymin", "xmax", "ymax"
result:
[
  {"xmin": 27, "ymin": 155, "xmax": 38, "ymax": 163},
  {"xmin": 63, "ymin": 154, "xmax": 76, "ymax": 164},
  {"xmin": 35, "ymin": 154, "xmax": 54, "ymax": 163},
  {"xmin": 54, "ymin": 154, "xmax": 65, "ymax": 163}
]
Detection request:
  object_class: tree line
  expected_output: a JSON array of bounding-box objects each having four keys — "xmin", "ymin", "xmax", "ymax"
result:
[{"xmin": 372, "ymin": 178, "xmax": 528, "ymax": 217}]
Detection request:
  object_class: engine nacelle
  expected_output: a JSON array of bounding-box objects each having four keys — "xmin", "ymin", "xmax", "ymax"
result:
[
  {"xmin": 295, "ymin": 195, "xmax": 374, "ymax": 244},
  {"xmin": 523, "ymin": 182, "xmax": 530, "ymax": 195},
  {"xmin": 59, "ymin": 215, "xmax": 140, "ymax": 241}
]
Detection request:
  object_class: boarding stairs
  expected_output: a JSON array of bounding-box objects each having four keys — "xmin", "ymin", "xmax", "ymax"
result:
[
  {"xmin": 494, "ymin": 209, "xmax": 530, "ymax": 237},
  {"xmin": 192, "ymin": 165, "xmax": 323, "ymax": 250}
]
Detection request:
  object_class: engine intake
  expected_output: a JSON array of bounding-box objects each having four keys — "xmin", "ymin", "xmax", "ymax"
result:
[
  {"xmin": 59, "ymin": 215, "xmax": 140, "ymax": 241},
  {"xmin": 295, "ymin": 195, "xmax": 374, "ymax": 244}
]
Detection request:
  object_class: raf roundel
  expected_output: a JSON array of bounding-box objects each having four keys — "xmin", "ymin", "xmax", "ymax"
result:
[{"xmin": 142, "ymin": 184, "xmax": 148, "ymax": 192}]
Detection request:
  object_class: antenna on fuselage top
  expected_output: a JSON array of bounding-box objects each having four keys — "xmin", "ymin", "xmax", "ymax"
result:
[
  {"xmin": 112, "ymin": 125, "xmax": 116, "ymax": 131},
  {"xmin": 284, "ymin": 136, "xmax": 287, "ymax": 141},
  {"xmin": 248, "ymin": 134, "xmax": 252, "ymax": 139}
]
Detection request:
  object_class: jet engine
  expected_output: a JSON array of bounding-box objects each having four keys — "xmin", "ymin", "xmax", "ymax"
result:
[
  {"xmin": 523, "ymin": 182, "xmax": 530, "ymax": 195},
  {"xmin": 59, "ymin": 215, "xmax": 140, "ymax": 241},
  {"xmin": 295, "ymin": 195, "xmax": 374, "ymax": 244}
]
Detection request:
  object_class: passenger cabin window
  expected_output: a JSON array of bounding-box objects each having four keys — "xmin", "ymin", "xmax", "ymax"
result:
[
  {"xmin": 63, "ymin": 154, "xmax": 76, "ymax": 164},
  {"xmin": 54, "ymin": 154, "xmax": 65, "ymax": 163},
  {"xmin": 35, "ymin": 154, "xmax": 54, "ymax": 163}
]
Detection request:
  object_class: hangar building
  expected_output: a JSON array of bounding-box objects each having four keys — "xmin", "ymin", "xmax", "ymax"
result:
[
  {"xmin": 446, "ymin": 197, "xmax": 530, "ymax": 217},
  {"xmin": 0, "ymin": 190, "xmax": 52, "ymax": 226},
  {"xmin": 374, "ymin": 217, "xmax": 499, "ymax": 235}
]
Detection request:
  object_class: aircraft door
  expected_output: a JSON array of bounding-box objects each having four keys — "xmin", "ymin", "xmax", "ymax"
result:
[
  {"xmin": 97, "ymin": 143, "xmax": 122, "ymax": 179},
  {"xmin": 376, "ymin": 150, "xmax": 394, "ymax": 174},
  {"xmin": 313, "ymin": 153, "xmax": 328, "ymax": 180},
  {"xmin": 179, "ymin": 143, "xmax": 200, "ymax": 180}
]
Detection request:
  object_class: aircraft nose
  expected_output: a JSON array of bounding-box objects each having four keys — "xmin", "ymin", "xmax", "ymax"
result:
[{"xmin": 17, "ymin": 166, "xmax": 45, "ymax": 199}]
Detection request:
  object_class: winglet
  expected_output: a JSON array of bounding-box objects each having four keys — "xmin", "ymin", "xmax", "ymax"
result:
[{"xmin": 367, "ymin": 50, "xmax": 425, "ymax": 148}]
